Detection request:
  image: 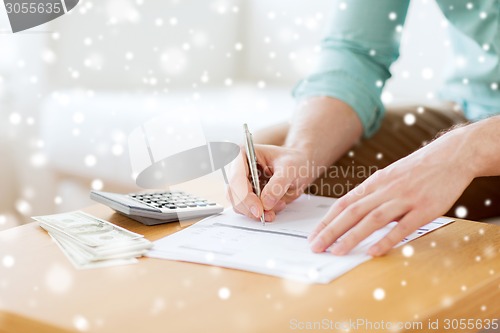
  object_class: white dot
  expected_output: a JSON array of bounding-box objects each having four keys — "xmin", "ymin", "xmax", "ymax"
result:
[
  {"xmin": 84, "ymin": 155, "xmax": 97, "ymax": 167},
  {"xmin": 421, "ymin": 68, "xmax": 434, "ymax": 80},
  {"xmin": 369, "ymin": 49, "xmax": 376, "ymax": 56},
  {"xmin": 463, "ymin": 235, "xmax": 470, "ymax": 241},
  {"xmin": 475, "ymin": 255, "xmax": 481, "ymax": 262},
  {"xmin": 73, "ymin": 315, "xmax": 89, "ymax": 331},
  {"xmin": 42, "ymin": 49, "xmax": 56, "ymax": 63},
  {"xmin": 462, "ymin": 78, "xmax": 469, "ymax": 85},
  {"xmin": 401, "ymin": 280, "xmax": 407, "ymax": 286},
  {"xmin": 373, "ymin": 288, "xmax": 385, "ymax": 301},
  {"xmin": 402, "ymin": 245, "xmax": 414, "ymax": 257},
  {"xmin": 479, "ymin": 228, "xmax": 485, "ymax": 235},
  {"xmin": 491, "ymin": 83, "xmax": 498, "ymax": 90},
  {"xmin": 461, "ymin": 285, "xmax": 467, "ymax": 291},
  {"xmin": 376, "ymin": 153, "xmax": 383, "ymax": 160},
  {"xmin": 466, "ymin": 2, "xmax": 473, "ymax": 10},
  {"xmin": 455, "ymin": 206, "xmax": 467, "ymax": 218},
  {"xmin": 234, "ymin": 42, "xmax": 243, "ymax": 51},
  {"xmin": 375, "ymin": 80, "xmax": 383, "ymax": 87},
  {"xmin": 205, "ymin": 252, "xmax": 214, "ymax": 262},
  {"xmin": 224, "ymin": 78, "xmax": 233, "ymax": 86},
  {"xmin": 388, "ymin": 12, "xmax": 397, "ymax": 20},
  {"xmin": 54, "ymin": 196, "xmax": 63, "ymax": 205},
  {"xmin": 381, "ymin": 91, "xmax": 393, "ymax": 104},
  {"xmin": 430, "ymin": 241, "xmax": 436, "ymax": 248},
  {"xmin": 30, "ymin": 153, "xmax": 47, "ymax": 167},
  {"xmin": 482, "ymin": 44, "xmax": 490, "ymax": 51},
  {"xmin": 16, "ymin": 199, "xmax": 32, "ymax": 216},
  {"xmin": 267, "ymin": 11, "xmax": 276, "ymax": 20},
  {"xmin": 442, "ymin": 296, "xmax": 453, "ymax": 307},
  {"xmin": 111, "ymin": 144, "xmax": 124, "ymax": 156},
  {"xmin": 218, "ymin": 287, "xmax": 231, "ymax": 300},
  {"xmin": 46, "ymin": 264, "xmax": 73, "ymax": 294},
  {"xmin": 484, "ymin": 199, "xmax": 491, "ymax": 206},
  {"xmin": 481, "ymin": 305, "xmax": 487, "ymax": 312},
  {"xmin": 9, "ymin": 113, "xmax": 22, "ymax": 125},
  {"xmin": 257, "ymin": 81, "xmax": 266, "ymax": 89},
  {"xmin": 395, "ymin": 25, "xmax": 403, "ymax": 33},
  {"xmin": 73, "ymin": 112, "xmax": 84, "ymax": 124},
  {"xmin": 282, "ymin": 280, "xmax": 309, "ymax": 296},
  {"xmin": 169, "ymin": 17, "xmax": 178, "ymax": 26},
  {"xmin": 125, "ymin": 52, "xmax": 134, "ymax": 60},
  {"xmin": 91, "ymin": 179, "xmax": 103, "ymax": 190},
  {"xmin": 339, "ymin": 2, "xmax": 347, "ymax": 10},
  {"xmin": 404, "ymin": 113, "xmax": 416, "ymax": 126},
  {"xmin": 3, "ymin": 255, "xmax": 15, "ymax": 268},
  {"xmin": 83, "ymin": 37, "xmax": 92, "ymax": 46},
  {"xmin": 155, "ymin": 18, "xmax": 163, "ymax": 26},
  {"xmin": 479, "ymin": 12, "xmax": 487, "ymax": 19}
]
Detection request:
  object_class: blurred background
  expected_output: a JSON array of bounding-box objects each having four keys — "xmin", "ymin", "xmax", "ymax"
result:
[{"xmin": 0, "ymin": 0, "xmax": 453, "ymax": 230}]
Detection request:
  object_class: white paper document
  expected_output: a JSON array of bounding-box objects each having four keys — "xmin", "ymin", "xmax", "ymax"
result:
[{"xmin": 148, "ymin": 195, "xmax": 453, "ymax": 284}]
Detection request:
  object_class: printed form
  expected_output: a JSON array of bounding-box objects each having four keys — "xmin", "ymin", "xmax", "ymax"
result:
[{"xmin": 148, "ymin": 195, "xmax": 453, "ymax": 283}]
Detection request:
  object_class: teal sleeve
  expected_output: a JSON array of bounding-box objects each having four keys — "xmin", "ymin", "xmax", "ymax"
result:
[{"xmin": 292, "ymin": 0, "xmax": 410, "ymax": 137}]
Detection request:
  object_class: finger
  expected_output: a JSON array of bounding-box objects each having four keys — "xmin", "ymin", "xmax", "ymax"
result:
[
  {"xmin": 308, "ymin": 182, "xmax": 373, "ymax": 243},
  {"xmin": 281, "ymin": 184, "xmax": 305, "ymax": 204},
  {"xmin": 368, "ymin": 210, "xmax": 422, "ymax": 256},
  {"xmin": 273, "ymin": 200, "xmax": 287, "ymax": 213},
  {"xmin": 231, "ymin": 191, "xmax": 265, "ymax": 220},
  {"xmin": 264, "ymin": 210, "xmax": 276, "ymax": 222},
  {"xmin": 226, "ymin": 148, "xmax": 264, "ymax": 219},
  {"xmin": 310, "ymin": 191, "xmax": 387, "ymax": 253},
  {"xmin": 330, "ymin": 200, "xmax": 410, "ymax": 255},
  {"xmin": 260, "ymin": 165, "xmax": 296, "ymax": 211}
]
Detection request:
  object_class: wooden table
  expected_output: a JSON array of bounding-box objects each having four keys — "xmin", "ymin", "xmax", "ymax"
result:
[{"xmin": 1, "ymin": 193, "xmax": 499, "ymax": 333}]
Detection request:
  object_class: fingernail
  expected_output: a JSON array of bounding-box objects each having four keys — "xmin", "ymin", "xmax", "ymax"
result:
[
  {"xmin": 250, "ymin": 206, "xmax": 260, "ymax": 218},
  {"xmin": 262, "ymin": 195, "xmax": 276, "ymax": 209},
  {"xmin": 311, "ymin": 238, "xmax": 324, "ymax": 252},
  {"xmin": 368, "ymin": 245, "xmax": 381, "ymax": 256},
  {"xmin": 331, "ymin": 242, "xmax": 345, "ymax": 255}
]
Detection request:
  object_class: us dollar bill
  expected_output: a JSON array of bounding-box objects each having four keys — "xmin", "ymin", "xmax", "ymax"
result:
[{"xmin": 33, "ymin": 211, "xmax": 143, "ymax": 247}]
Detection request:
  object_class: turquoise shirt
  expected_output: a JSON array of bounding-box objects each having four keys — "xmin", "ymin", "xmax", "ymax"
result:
[{"xmin": 293, "ymin": 0, "xmax": 500, "ymax": 137}]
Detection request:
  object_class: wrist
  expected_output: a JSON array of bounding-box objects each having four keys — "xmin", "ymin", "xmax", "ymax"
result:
[{"xmin": 464, "ymin": 116, "xmax": 500, "ymax": 178}]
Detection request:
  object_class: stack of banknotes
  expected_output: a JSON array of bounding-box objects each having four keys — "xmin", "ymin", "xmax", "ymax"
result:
[{"xmin": 33, "ymin": 211, "xmax": 153, "ymax": 269}]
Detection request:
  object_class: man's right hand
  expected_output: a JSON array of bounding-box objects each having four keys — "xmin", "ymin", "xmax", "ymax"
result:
[{"xmin": 227, "ymin": 144, "xmax": 313, "ymax": 222}]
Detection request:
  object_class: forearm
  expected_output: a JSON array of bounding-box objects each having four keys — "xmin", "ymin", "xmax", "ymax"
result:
[
  {"xmin": 284, "ymin": 96, "xmax": 363, "ymax": 176},
  {"xmin": 465, "ymin": 115, "xmax": 500, "ymax": 178}
]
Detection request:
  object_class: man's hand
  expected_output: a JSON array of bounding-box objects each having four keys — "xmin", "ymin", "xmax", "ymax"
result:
[
  {"xmin": 308, "ymin": 126, "xmax": 476, "ymax": 256},
  {"xmin": 227, "ymin": 144, "xmax": 312, "ymax": 222},
  {"xmin": 226, "ymin": 97, "xmax": 364, "ymax": 222}
]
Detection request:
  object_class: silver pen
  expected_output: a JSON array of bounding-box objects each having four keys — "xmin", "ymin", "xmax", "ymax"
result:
[{"xmin": 243, "ymin": 123, "xmax": 266, "ymax": 226}]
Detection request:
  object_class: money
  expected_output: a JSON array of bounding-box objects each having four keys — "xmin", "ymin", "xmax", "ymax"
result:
[{"xmin": 33, "ymin": 211, "xmax": 153, "ymax": 269}]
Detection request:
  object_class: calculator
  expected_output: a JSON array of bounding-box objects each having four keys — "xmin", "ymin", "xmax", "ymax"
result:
[{"xmin": 90, "ymin": 190, "xmax": 224, "ymax": 226}]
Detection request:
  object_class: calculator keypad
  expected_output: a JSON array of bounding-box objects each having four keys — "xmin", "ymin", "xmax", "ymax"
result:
[{"xmin": 129, "ymin": 192, "xmax": 217, "ymax": 210}]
